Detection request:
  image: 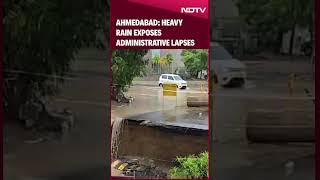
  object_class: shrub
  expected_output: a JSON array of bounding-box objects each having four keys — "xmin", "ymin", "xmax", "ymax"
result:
[{"xmin": 169, "ymin": 151, "xmax": 208, "ymax": 179}]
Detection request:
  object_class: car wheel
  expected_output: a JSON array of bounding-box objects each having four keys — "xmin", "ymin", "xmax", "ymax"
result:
[
  {"xmin": 224, "ymin": 79, "xmax": 245, "ymax": 88},
  {"xmin": 235, "ymin": 79, "xmax": 245, "ymax": 88},
  {"xmin": 239, "ymin": 80, "xmax": 245, "ymax": 88}
]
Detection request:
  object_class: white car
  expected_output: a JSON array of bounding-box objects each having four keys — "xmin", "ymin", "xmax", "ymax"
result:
[
  {"xmin": 211, "ymin": 42, "xmax": 246, "ymax": 87},
  {"xmin": 158, "ymin": 74, "xmax": 187, "ymax": 89}
]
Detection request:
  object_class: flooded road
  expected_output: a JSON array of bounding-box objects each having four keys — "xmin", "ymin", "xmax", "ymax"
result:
[
  {"xmin": 112, "ymin": 82, "xmax": 208, "ymax": 120},
  {"xmin": 4, "ymin": 56, "xmax": 315, "ymax": 179},
  {"xmin": 213, "ymin": 60, "xmax": 314, "ymax": 179}
]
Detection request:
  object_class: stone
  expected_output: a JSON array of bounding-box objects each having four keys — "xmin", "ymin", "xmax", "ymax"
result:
[
  {"xmin": 19, "ymin": 101, "xmax": 43, "ymax": 128},
  {"xmin": 136, "ymin": 166, "xmax": 147, "ymax": 172},
  {"xmin": 148, "ymin": 160, "xmax": 156, "ymax": 168},
  {"xmin": 25, "ymin": 119, "xmax": 35, "ymax": 128},
  {"xmin": 127, "ymin": 164, "xmax": 138, "ymax": 171},
  {"xmin": 127, "ymin": 159, "xmax": 139, "ymax": 165},
  {"xmin": 284, "ymin": 161, "xmax": 295, "ymax": 176}
]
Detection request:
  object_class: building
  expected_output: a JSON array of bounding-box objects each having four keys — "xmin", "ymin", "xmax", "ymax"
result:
[
  {"xmin": 212, "ymin": 0, "xmax": 311, "ymax": 56},
  {"xmin": 145, "ymin": 49, "xmax": 185, "ymax": 75},
  {"xmin": 281, "ymin": 26, "xmax": 311, "ymax": 55},
  {"xmin": 211, "ymin": 0, "xmax": 246, "ymax": 56}
]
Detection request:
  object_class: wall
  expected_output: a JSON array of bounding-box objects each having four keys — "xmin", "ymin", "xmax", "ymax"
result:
[{"xmin": 117, "ymin": 120, "xmax": 208, "ymax": 161}]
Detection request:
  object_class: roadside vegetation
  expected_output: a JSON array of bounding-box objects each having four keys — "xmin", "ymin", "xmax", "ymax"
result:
[
  {"xmin": 237, "ymin": 0, "xmax": 313, "ymax": 55},
  {"xmin": 4, "ymin": 0, "xmax": 105, "ymax": 122},
  {"xmin": 169, "ymin": 151, "xmax": 209, "ymax": 179},
  {"xmin": 111, "ymin": 50, "xmax": 148, "ymax": 102},
  {"xmin": 181, "ymin": 49, "xmax": 208, "ymax": 79}
]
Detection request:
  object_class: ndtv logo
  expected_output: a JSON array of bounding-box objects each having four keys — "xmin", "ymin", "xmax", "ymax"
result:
[{"xmin": 181, "ymin": 7, "xmax": 207, "ymax": 14}]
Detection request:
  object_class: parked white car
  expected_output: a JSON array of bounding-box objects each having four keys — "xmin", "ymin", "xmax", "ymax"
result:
[
  {"xmin": 158, "ymin": 74, "xmax": 187, "ymax": 89},
  {"xmin": 211, "ymin": 42, "xmax": 246, "ymax": 87}
]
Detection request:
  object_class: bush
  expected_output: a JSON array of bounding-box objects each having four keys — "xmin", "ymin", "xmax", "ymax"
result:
[
  {"xmin": 169, "ymin": 152, "xmax": 208, "ymax": 179},
  {"xmin": 181, "ymin": 49, "xmax": 208, "ymax": 79}
]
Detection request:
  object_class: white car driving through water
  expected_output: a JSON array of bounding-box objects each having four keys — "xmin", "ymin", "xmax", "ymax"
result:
[
  {"xmin": 158, "ymin": 74, "xmax": 187, "ymax": 89},
  {"xmin": 211, "ymin": 42, "xmax": 247, "ymax": 87}
]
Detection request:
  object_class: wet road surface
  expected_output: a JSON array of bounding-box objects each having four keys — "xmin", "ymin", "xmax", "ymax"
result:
[{"xmin": 4, "ymin": 56, "xmax": 315, "ymax": 179}]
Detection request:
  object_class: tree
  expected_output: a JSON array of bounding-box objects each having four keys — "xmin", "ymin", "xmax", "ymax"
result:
[
  {"xmin": 162, "ymin": 53, "xmax": 174, "ymax": 73},
  {"xmin": 3, "ymin": 0, "xmax": 105, "ymax": 120},
  {"xmin": 236, "ymin": 0, "xmax": 313, "ymax": 54},
  {"xmin": 162, "ymin": 53, "xmax": 174, "ymax": 65},
  {"xmin": 152, "ymin": 55, "xmax": 161, "ymax": 74},
  {"xmin": 151, "ymin": 53, "xmax": 174, "ymax": 74},
  {"xmin": 111, "ymin": 50, "xmax": 148, "ymax": 102},
  {"xmin": 152, "ymin": 55, "xmax": 161, "ymax": 64},
  {"xmin": 181, "ymin": 49, "xmax": 208, "ymax": 78}
]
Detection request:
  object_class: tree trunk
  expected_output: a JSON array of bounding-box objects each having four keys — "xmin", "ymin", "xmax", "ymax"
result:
[
  {"xmin": 246, "ymin": 110, "xmax": 314, "ymax": 142},
  {"xmin": 187, "ymin": 96, "xmax": 208, "ymax": 107},
  {"xmin": 310, "ymin": 27, "xmax": 315, "ymax": 79},
  {"xmin": 276, "ymin": 31, "xmax": 283, "ymax": 53},
  {"xmin": 111, "ymin": 86, "xmax": 132, "ymax": 103},
  {"xmin": 289, "ymin": 24, "xmax": 296, "ymax": 55},
  {"xmin": 256, "ymin": 32, "xmax": 261, "ymax": 50},
  {"xmin": 6, "ymin": 78, "xmax": 31, "ymax": 121}
]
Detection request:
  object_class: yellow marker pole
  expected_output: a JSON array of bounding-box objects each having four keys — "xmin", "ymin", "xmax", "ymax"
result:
[
  {"xmin": 162, "ymin": 86, "xmax": 164, "ymax": 111},
  {"xmin": 163, "ymin": 83, "xmax": 177, "ymax": 109},
  {"xmin": 163, "ymin": 84, "xmax": 177, "ymax": 96},
  {"xmin": 175, "ymin": 89, "xmax": 177, "ymax": 116},
  {"xmin": 176, "ymin": 89, "xmax": 178, "ymax": 107}
]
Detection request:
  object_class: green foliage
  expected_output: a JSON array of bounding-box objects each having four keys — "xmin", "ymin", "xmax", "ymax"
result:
[
  {"xmin": 237, "ymin": 0, "xmax": 313, "ymax": 32},
  {"xmin": 4, "ymin": 0, "xmax": 105, "ymax": 117},
  {"xmin": 4, "ymin": 0, "xmax": 105, "ymax": 75},
  {"xmin": 152, "ymin": 53, "xmax": 173, "ymax": 65},
  {"xmin": 169, "ymin": 152, "xmax": 209, "ymax": 179},
  {"xmin": 112, "ymin": 50, "xmax": 148, "ymax": 92},
  {"xmin": 152, "ymin": 55, "xmax": 161, "ymax": 64},
  {"xmin": 181, "ymin": 49, "xmax": 208, "ymax": 78},
  {"xmin": 236, "ymin": 0, "xmax": 313, "ymax": 52},
  {"xmin": 163, "ymin": 53, "xmax": 174, "ymax": 65}
]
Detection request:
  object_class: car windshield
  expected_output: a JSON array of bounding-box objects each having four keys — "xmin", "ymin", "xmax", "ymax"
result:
[
  {"xmin": 210, "ymin": 46, "xmax": 232, "ymax": 60},
  {"xmin": 174, "ymin": 76, "xmax": 182, "ymax": 80}
]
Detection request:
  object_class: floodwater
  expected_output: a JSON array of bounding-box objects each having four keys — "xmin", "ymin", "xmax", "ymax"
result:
[
  {"xmin": 112, "ymin": 84, "xmax": 208, "ymax": 121},
  {"xmin": 213, "ymin": 60, "xmax": 315, "ymax": 179},
  {"xmin": 4, "ymin": 55, "xmax": 315, "ymax": 179}
]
